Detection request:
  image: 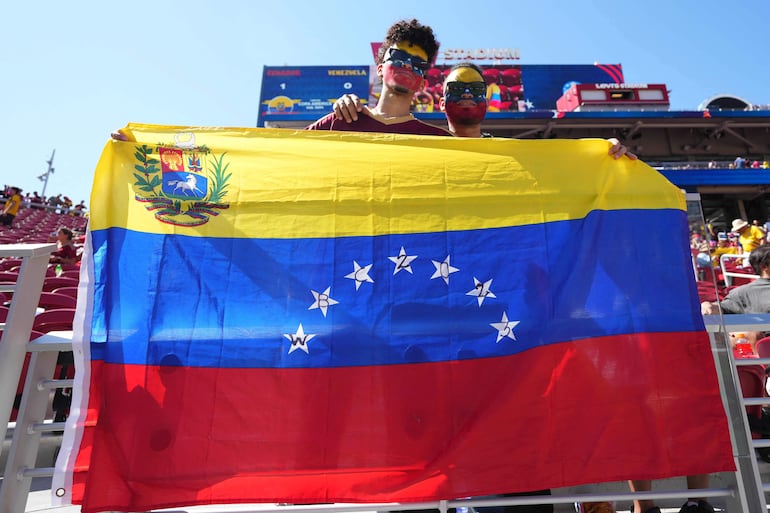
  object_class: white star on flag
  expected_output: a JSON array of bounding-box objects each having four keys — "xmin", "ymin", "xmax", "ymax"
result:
[
  {"xmin": 466, "ymin": 277, "xmax": 496, "ymax": 307},
  {"xmin": 308, "ymin": 286, "xmax": 338, "ymax": 317},
  {"xmin": 345, "ymin": 260, "xmax": 374, "ymax": 290},
  {"xmin": 490, "ymin": 312, "xmax": 520, "ymax": 343},
  {"xmin": 388, "ymin": 246, "xmax": 418, "ymax": 275},
  {"xmin": 284, "ymin": 323, "xmax": 316, "ymax": 354},
  {"xmin": 430, "ymin": 255, "xmax": 459, "ymax": 285}
]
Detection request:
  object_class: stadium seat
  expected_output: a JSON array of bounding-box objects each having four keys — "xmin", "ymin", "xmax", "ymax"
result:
[
  {"xmin": 738, "ymin": 364, "xmax": 767, "ymax": 439},
  {"xmin": 0, "ymin": 258, "xmax": 22, "ymax": 271},
  {"xmin": 500, "ymin": 67, "xmax": 522, "ymax": 86},
  {"xmin": 0, "ymin": 271, "xmax": 19, "ymax": 282},
  {"xmin": 59, "ymin": 269, "xmax": 81, "ymax": 280},
  {"xmin": 52, "ymin": 286, "xmax": 78, "ymax": 299},
  {"xmin": 38, "ymin": 292, "xmax": 77, "ymax": 310},
  {"xmin": 482, "ymin": 68, "xmax": 500, "ymax": 85},
  {"xmin": 756, "ymin": 337, "xmax": 770, "ymax": 359},
  {"xmin": 32, "ymin": 308, "xmax": 76, "ymax": 333},
  {"xmin": 41, "ymin": 276, "xmax": 79, "ymax": 292}
]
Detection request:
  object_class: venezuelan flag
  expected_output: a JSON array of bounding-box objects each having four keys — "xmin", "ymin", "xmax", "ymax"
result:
[{"xmin": 54, "ymin": 124, "xmax": 733, "ymax": 513}]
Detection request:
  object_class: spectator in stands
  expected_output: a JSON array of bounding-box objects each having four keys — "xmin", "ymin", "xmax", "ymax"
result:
[
  {"xmin": 330, "ymin": 62, "xmax": 634, "ymax": 159},
  {"xmin": 701, "ymin": 243, "xmax": 770, "ymax": 378},
  {"xmin": 711, "ymin": 232, "xmax": 738, "ymax": 267},
  {"xmin": 46, "ymin": 194, "xmax": 61, "ymax": 213},
  {"xmin": 439, "ymin": 62, "xmax": 491, "ymax": 138},
  {"xmin": 734, "ymin": 156, "xmax": 746, "ymax": 168},
  {"xmin": 73, "ymin": 200, "xmax": 87, "ymax": 216},
  {"xmin": 701, "ymin": 244, "xmax": 770, "ymax": 317},
  {"xmin": 0, "ymin": 186, "xmax": 23, "ymax": 227},
  {"xmin": 306, "ymin": 19, "xmax": 451, "ymax": 136},
  {"xmin": 49, "ymin": 227, "xmax": 78, "ymax": 265},
  {"xmin": 732, "ymin": 218, "xmax": 766, "ymax": 253}
]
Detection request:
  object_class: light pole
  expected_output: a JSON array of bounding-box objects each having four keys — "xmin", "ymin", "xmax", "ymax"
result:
[{"xmin": 38, "ymin": 149, "xmax": 55, "ymax": 198}]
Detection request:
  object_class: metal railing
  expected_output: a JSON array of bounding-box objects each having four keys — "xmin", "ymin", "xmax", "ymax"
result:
[{"xmin": 719, "ymin": 253, "xmax": 759, "ymax": 288}]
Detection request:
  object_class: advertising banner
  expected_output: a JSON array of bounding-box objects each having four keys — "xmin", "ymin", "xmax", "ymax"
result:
[
  {"xmin": 371, "ymin": 63, "xmax": 624, "ymax": 113},
  {"xmin": 257, "ymin": 63, "xmax": 624, "ymax": 124}
]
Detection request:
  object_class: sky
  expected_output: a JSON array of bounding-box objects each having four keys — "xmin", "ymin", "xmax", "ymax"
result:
[{"xmin": 3, "ymin": 0, "xmax": 769, "ymax": 205}]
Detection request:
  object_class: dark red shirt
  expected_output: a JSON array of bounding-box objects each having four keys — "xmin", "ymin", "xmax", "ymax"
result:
[
  {"xmin": 306, "ymin": 109, "xmax": 451, "ymax": 136},
  {"xmin": 52, "ymin": 243, "xmax": 77, "ymax": 262}
]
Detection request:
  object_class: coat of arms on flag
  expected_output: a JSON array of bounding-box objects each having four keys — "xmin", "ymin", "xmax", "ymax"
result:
[
  {"xmin": 131, "ymin": 131, "xmax": 230, "ymax": 227},
  {"xmin": 159, "ymin": 147, "xmax": 208, "ymax": 199}
]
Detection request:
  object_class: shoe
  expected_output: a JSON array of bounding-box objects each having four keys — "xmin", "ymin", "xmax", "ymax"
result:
[
  {"xmin": 578, "ymin": 502, "xmax": 615, "ymax": 513},
  {"xmin": 678, "ymin": 500, "xmax": 715, "ymax": 513}
]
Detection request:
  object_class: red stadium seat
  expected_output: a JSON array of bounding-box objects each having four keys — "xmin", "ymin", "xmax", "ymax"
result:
[
  {"xmin": 0, "ymin": 258, "xmax": 22, "ymax": 271},
  {"xmin": 756, "ymin": 337, "xmax": 770, "ymax": 359},
  {"xmin": 500, "ymin": 67, "xmax": 522, "ymax": 86},
  {"xmin": 32, "ymin": 308, "xmax": 76, "ymax": 333},
  {"xmin": 52, "ymin": 286, "xmax": 78, "ymax": 299},
  {"xmin": 482, "ymin": 68, "xmax": 500, "ymax": 84},
  {"xmin": 738, "ymin": 365, "xmax": 767, "ymax": 437},
  {"xmin": 38, "ymin": 292, "xmax": 77, "ymax": 310},
  {"xmin": 0, "ymin": 271, "xmax": 19, "ymax": 282},
  {"xmin": 59, "ymin": 269, "xmax": 81, "ymax": 280},
  {"xmin": 41, "ymin": 276, "xmax": 79, "ymax": 292}
]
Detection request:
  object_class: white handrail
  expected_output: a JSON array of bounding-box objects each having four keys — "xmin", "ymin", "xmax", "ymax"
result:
[{"xmin": 719, "ymin": 252, "xmax": 759, "ymax": 287}]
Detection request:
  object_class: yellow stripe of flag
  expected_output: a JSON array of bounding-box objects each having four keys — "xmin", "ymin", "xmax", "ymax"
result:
[{"xmin": 89, "ymin": 123, "xmax": 684, "ymax": 238}]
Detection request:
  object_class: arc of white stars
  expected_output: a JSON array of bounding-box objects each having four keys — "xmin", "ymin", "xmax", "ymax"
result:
[
  {"xmin": 308, "ymin": 286, "xmax": 338, "ymax": 317},
  {"xmin": 430, "ymin": 255, "xmax": 459, "ymax": 285},
  {"xmin": 284, "ymin": 323, "xmax": 316, "ymax": 354},
  {"xmin": 345, "ymin": 260, "xmax": 374, "ymax": 290},
  {"xmin": 490, "ymin": 312, "xmax": 520, "ymax": 343},
  {"xmin": 466, "ymin": 277, "xmax": 496, "ymax": 307},
  {"xmin": 388, "ymin": 246, "xmax": 418, "ymax": 275}
]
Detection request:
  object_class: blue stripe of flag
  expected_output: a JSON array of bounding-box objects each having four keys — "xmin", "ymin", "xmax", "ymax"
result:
[{"xmin": 90, "ymin": 208, "xmax": 700, "ymax": 368}]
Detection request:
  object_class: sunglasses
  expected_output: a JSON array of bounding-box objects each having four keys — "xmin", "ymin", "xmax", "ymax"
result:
[
  {"xmin": 383, "ymin": 48, "xmax": 429, "ymax": 76},
  {"xmin": 444, "ymin": 81, "xmax": 487, "ymax": 101}
]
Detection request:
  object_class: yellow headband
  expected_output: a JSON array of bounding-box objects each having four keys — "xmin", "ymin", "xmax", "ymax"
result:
[{"xmin": 392, "ymin": 41, "xmax": 429, "ymax": 61}]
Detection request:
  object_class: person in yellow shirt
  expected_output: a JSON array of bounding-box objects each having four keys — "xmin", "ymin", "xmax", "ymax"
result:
[
  {"xmin": 732, "ymin": 218, "xmax": 766, "ymax": 253},
  {"xmin": 0, "ymin": 186, "xmax": 22, "ymax": 226},
  {"xmin": 710, "ymin": 232, "xmax": 739, "ymax": 267}
]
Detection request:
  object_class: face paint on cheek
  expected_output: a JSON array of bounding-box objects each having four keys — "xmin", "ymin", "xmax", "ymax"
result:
[
  {"xmin": 382, "ymin": 64, "xmax": 422, "ymax": 92},
  {"xmin": 445, "ymin": 101, "xmax": 487, "ymax": 125}
]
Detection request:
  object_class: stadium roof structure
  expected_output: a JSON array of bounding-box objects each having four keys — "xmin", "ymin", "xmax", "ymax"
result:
[{"xmin": 265, "ymin": 109, "xmax": 770, "ymax": 165}]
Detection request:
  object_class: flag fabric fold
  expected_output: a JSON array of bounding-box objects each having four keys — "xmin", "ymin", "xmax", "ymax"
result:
[{"xmin": 53, "ymin": 124, "xmax": 733, "ymax": 513}]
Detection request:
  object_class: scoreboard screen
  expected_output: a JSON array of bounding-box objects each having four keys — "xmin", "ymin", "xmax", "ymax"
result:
[{"xmin": 258, "ymin": 66, "xmax": 370, "ymax": 126}]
